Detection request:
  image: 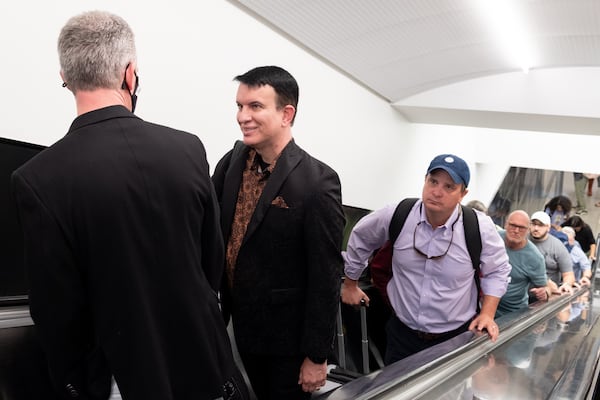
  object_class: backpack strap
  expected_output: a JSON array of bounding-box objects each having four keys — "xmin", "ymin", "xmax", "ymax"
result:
[
  {"xmin": 462, "ymin": 205, "xmax": 482, "ymax": 311},
  {"xmin": 390, "ymin": 200, "xmax": 482, "ymax": 272},
  {"xmin": 389, "ymin": 198, "xmax": 419, "ymax": 243},
  {"xmin": 461, "ymin": 205, "xmax": 481, "ymax": 277}
]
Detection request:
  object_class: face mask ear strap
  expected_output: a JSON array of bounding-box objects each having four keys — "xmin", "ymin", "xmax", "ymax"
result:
[{"xmin": 120, "ymin": 63, "xmax": 139, "ymax": 113}]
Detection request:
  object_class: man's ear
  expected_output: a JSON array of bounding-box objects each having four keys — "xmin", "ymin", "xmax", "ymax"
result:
[
  {"xmin": 281, "ymin": 104, "xmax": 296, "ymax": 127},
  {"xmin": 60, "ymin": 71, "xmax": 69, "ymax": 89},
  {"xmin": 123, "ymin": 62, "xmax": 137, "ymax": 93}
]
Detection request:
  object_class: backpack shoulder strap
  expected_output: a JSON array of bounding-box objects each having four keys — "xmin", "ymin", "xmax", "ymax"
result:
[
  {"xmin": 462, "ymin": 205, "xmax": 482, "ymax": 312},
  {"xmin": 461, "ymin": 205, "xmax": 482, "ymax": 272},
  {"xmin": 389, "ymin": 198, "xmax": 419, "ymax": 243}
]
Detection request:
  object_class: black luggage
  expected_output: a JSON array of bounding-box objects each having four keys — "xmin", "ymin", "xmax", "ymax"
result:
[{"xmin": 328, "ymin": 293, "xmax": 386, "ymax": 383}]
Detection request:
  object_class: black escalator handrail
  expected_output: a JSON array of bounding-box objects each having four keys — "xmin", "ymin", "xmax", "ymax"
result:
[{"xmin": 327, "ymin": 286, "xmax": 589, "ymax": 400}]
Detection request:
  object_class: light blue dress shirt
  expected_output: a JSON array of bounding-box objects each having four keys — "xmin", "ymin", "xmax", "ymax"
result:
[{"xmin": 343, "ymin": 199, "xmax": 511, "ymax": 333}]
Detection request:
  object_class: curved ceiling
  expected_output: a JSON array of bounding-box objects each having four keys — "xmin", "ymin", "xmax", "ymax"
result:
[{"xmin": 229, "ymin": 0, "xmax": 600, "ymax": 133}]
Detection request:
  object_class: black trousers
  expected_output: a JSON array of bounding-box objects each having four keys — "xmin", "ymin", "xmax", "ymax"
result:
[
  {"xmin": 239, "ymin": 353, "xmax": 310, "ymax": 400},
  {"xmin": 385, "ymin": 315, "xmax": 471, "ymax": 365}
]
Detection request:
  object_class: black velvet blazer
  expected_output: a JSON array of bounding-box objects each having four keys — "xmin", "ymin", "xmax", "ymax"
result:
[{"xmin": 212, "ymin": 140, "xmax": 345, "ymax": 361}]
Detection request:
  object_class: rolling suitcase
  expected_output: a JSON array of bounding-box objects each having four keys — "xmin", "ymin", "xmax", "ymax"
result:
[{"xmin": 328, "ymin": 299, "xmax": 384, "ymax": 383}]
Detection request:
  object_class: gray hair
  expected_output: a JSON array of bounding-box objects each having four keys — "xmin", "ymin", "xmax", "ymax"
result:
[
  {"xmin": 466, "ymin": 200, "xmax": 487, "ymax": 214},
  {"xmin": 58, "ymin": 11, "xmax": 136, "ymax": 92},
  {"xmin": 561, "ymin": 226, "xmax": 576, "ymax": 238}
]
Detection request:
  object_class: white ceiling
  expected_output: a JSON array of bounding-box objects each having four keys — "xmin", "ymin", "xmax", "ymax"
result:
[{"xmin": 228, "ymin": 0, "xmax": 600, "ymax": 133}]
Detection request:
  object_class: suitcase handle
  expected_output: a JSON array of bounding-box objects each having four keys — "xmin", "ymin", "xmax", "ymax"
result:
[{"xmin": 359, "ymin": 299, "xmax": 369, "ymax": 374}]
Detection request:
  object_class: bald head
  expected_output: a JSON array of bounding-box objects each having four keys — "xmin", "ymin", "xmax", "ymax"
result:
[{"xmin": 504, "ymin": 210, "xmax": 530, "ymax": 249}]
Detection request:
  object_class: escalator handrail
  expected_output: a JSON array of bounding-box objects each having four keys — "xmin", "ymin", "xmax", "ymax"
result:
[{"xmin": 327, "ymin": 286, "xmax": 589, "ymax": 400}]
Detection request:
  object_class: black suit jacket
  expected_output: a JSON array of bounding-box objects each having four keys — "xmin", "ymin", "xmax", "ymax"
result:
[
  {"xmin": 12, "ymin": 106, "xmax": 238, "ymax": 399},
  {"xmin": 212, "ymin": 140, "xmax": 345, "ymax": 360}
]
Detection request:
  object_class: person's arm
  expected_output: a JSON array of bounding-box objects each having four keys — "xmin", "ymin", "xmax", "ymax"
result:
[
  {"xmin": 11, "ymin": 172, "xmax": 111, "ymax": 397},
  {"xmin": 529, "ymin": 251, "xmax": 550, "ymax": 301},
  {"xmin": 298, "ymin": 357, "xmax": 327, "ymax": 393},
  {"xmin": 589, "ymin": 243, "xmax": 597, "ymax": 261},
  {"xmin": 529, "ymin": 286, "xmax": 551, "ymax": 302},
  {"xmin": 578, "ymin": 248, "xmax": 593, "ymax": 285},
  {"xmin": 469, "ymin": 295, "xmax": 501, "ymax": 341},
  {"xmin": 301, "ymin": 168, "xmax": 345, "ymax": 391},
  {"xmin": 547, "ymin": 278, "xmax": 558, "ymax": 293},
  {"xmin": 341, "ymin": 206, "xmax": 396, "ymax": 305},
  {"xmin": 195, "ymin": 139, "xmax": 225, "ymax": 293},
  {"xmin": 557, "ymin": 244, "xmax": 575, "ymax": 290},
  {"xmin": 469, "ymin": 218, "xmax": 511, "ymax": 341},
  {"xmin": 580, "ymin": 273, "xmax": 592, "ymax": 287},
  {"xmin": 559, "ymin": 271, "xmax": 576, "ymax": 293},
  {"xmin": 341, "ymin": 276, "xmax": 370, "ymax": 305}
]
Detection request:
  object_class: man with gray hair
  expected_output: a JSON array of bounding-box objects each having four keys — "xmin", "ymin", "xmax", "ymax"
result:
[
  {"xmin": 496, "ymin": 210, "xmax": 549, "ymax": 317},
  {"xmin": 11, "ymin": 11, "xmax": 248, "ymax": 400}
]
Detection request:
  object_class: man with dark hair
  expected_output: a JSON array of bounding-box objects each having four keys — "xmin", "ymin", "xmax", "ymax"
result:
[
  {"xmin": 529, "ymin": 211, "xmax": 575, "ymax": 294},
  {"xmin": 213, "ymin": 65, "xmax": 345, "ymax": 399},
  {"xmin": 12, "ymin": 10, "xmax": 247, "ymax": 400}
]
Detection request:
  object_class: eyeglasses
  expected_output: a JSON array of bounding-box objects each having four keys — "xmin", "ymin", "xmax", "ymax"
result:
[
  {"xmin": 413, "ymin": 210, "xmax": 460, "ymax": 259},
  {"xmin": 507, "ymin": 222, "xmax": 529, "ymax": 232}
]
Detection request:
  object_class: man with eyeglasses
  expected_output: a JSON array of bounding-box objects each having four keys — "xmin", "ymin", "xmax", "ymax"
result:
[
  {"xmin": 342, "ymin": 154, "xmax": 511, "ymax": 364},
  {"xmin": 11, "ymin": 11, "xmax": 248, "ymax": 400},
  {"xmin": 496, "ymin": 210, "xmax": 550, "ymax": 317},
  {"xmin": 529, "ymin": 211, "xmax": 576, "ymax": 294}
]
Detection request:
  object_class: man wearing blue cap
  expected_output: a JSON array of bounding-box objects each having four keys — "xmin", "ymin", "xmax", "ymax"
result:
[{"xmin": 342, "ymin": 154, "xmax": 511, "ymax": 363}]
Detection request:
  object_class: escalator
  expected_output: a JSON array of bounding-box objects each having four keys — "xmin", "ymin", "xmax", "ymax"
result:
[{"xmin": 317, "ymin": 236, "xmax": 600, "ymax": 399}]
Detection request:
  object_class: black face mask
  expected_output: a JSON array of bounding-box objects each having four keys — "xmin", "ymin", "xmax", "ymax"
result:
[
  {"xmin": 130, "ymin": 74, "xmax": 139, "ymax": 113},
  {"xmin": 121, "ymin": 68, "xmax": 140, "ymax": 113}
]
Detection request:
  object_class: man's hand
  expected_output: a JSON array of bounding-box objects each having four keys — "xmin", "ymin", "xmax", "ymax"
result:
[
  {"xmin": 580, "ymin": 276, "xmax": 592, "ymax": 287},
  {"xmin": 341, "ymin": 277, "xmax": 370, "ymax": 306},
  {"xmin": 557, "ymin": 283, "xmax": 574, "ymax": 294},
  {"xmin": 469, "ymin": 314, "xmax": 499, "ymax": 342},
  {"xmin": 298, "ymin": 357, "xmax": 327, "ymax": 393},
  {"xmin": 530, "ymin": 286, "xmax": 550, "ymax": 302}
]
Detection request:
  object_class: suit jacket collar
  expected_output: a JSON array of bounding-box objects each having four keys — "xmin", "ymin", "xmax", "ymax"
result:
[
  {"xmin": 223, "ymin": 139, "xmax": 303, "ymax": 245},
  {"xmin": 244, "ymin": 140, "xmax": 302, "ymax": 242},
  {"xmin": 67, "ymin": 105, "xmax": 140, "ymax": 135}
]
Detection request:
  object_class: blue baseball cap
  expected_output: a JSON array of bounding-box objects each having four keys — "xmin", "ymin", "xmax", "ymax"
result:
[{"xmin": 426, "ymin": 154, "xmax": 470, "ymax": 187}]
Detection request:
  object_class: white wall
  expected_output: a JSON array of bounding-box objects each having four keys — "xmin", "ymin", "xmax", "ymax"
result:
[
  {"xmin": 1, "ymin": 1, "xmax": 411, "ymax": 211},
  {"xmin": 3, "ymin": 1, "xmax": 594, "ymax": 212},
  {"xmin": 407, "ymin": 122, "xmax": 600, "ymax": 204}
]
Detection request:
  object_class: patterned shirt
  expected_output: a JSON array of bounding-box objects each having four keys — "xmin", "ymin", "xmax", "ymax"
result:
[{"xmin": 225, "ymin": 149, "xmax": 277, "ymax": 287}]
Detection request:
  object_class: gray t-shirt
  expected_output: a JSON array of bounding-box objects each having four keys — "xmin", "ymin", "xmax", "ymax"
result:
[{"xmin": 530, "ymin": 234, "xmax": 572, "ymax": 283}]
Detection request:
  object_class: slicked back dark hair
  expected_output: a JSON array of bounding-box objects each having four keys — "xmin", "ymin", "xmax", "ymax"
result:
[{"xmin": 234, "ymin": 66, "xmax": 299, "ymax": 125}]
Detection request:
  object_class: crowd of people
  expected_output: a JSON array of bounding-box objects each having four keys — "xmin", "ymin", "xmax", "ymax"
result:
[{"xmin": 9, "ymin": 10, "xmax": 597, "ymax": 400}]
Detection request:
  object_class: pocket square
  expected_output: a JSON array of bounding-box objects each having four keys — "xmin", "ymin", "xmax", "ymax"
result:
[{"xmin": 271, "ymin": 195, "xmax": 289, "ymax": 208}]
